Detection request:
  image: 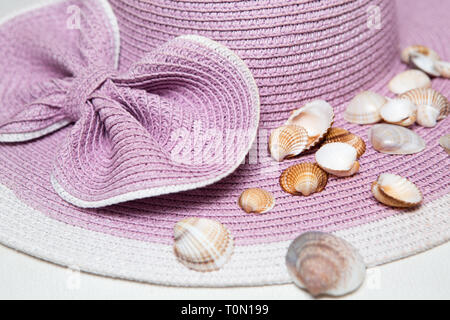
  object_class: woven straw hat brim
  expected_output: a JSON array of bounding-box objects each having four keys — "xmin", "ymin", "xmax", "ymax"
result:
[{"xmin": 0, "ymin": 0, "xmax": 449, "ymax": 287}]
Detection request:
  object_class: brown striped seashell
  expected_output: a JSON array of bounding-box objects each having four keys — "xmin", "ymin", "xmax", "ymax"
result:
[
  {"xmin": 388, "ymin": 70, "xmax": 431, "ymax": 95},
  {"xmin": 371, "ymin": 173, "xmax": 422, "ymax": 208},
  {"xmin": 173, "ymin": 218, "xmax": 234, "ymax": 272},
  {"xmin": 323, "ymin": 127, "xmax": 366, "ymax": 158},
  {"xmin": 439, "ymin": 134, "xmax": 450, "ymax": 155},
  {"xmin": 380, "ymin": 98, "xmax": 417, "ymax": 126},
  {"xmin": 343, "ymin": 91, "xmax": 387, "ymax": 124},
  {"xmin": 400, "ymin": 88, "xmax": 449, "ymax": 127},
  {"xmin": 368, "ymin": 124, "xmax": 426, "ymax": 155},
  {"xmin": 238, "ymin": 188, "xmax": 275, "ymax": 214},
  {"xmin": 409, "ymin": 52, "xmax": 441, "ymax": 77},
  {"xmin": 401, "ymin": 45, "xmax": 440, "ymax": 64},
  {"xmin": 286, "ymin": 232, "xmax": 366, "ymax": 297},
  {"xmin": 286, "ymin": 100, "xmax": 334, "ymax": 149},
  {"xmin": 280, "ymin": 163, "xmax": 328, "ymax": 196},
  {"xmin": 315, "ymin": 142, "xmax": 359, "ymax": 177},
  {"xmin": 435, "ymin": 61, "xmax": 450, "ymax": 78},
  {"xmin": 269, "ymin": 125, "xmax": 308, "ymax": 161}
]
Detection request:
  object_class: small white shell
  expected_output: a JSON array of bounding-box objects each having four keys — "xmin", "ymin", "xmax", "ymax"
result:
[
  {"xmin": 388, "ymin": 70, "xmax": 431, "ymax": 95},
  {"xmin": 269, "ymin": 125, "xmax": 308, "ymax": 161},
  {"xmin": 401, "ymin": 45, "xmax": 440, "ymax": 64},
  {"xmin": 174, "ymin": 218, "xmax": 234, "ymax": 272},
  {"xmin": 380, "ymin": 99, "xmax": 417, "ymax": 126},
  {"xmin": 371, "ymin": 173, "xmax": 422, "ymax": 208},
  {"xmin": 315, "ymin": 142, "xmax": 359, "ymax": 177},
  {"xmin": 238, "ymin": 188, "xmax": 275, "ymax": 214},
  {"xmin": 286, "ymin": 100, "xmax": 334, "ymax": 149},
  {"xmin": 435, "ymin": 61, "xmax": 450, "ymax": 78},
  {"xmin": 409, "ymin": 52, "xmax": 441, "ymax": 77},
  {"xmin": 344, "ymin": 91, "xmax": 387, "ymax": 124},
  {"xmin": 439, "ymin": 134, "xmax": 450, "ymax": 155},
  {"xmin": 368, "ymin": 124, "xmax": 426, "ymax": 155},
  {"xmin": 286, "ymin": 232, "xmax": 366, "ymax": 297}
]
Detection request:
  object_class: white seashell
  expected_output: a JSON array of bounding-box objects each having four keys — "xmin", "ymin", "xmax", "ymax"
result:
[
  {"xmin": 401, "ymin": 45, "xmax": 440, "ymax": 64},
  {"xmin": 286, "ymin": 232, "xmax": 366, "ymax": 297},
  {"xmin": 435, "ymin": 60, "xmax": 450, "ymax": 78},
  {"xmin": 409, "ymin": 52, "xmax": 441, "ymax": 77},
  {"xmin": 323, "ymin": 127, "xmax": 366, "ymax": 158},
  {"xmin": 344, "ymin": 91, "xmax": 387, "ymax": 124},
  {"xmin": 286, "ymin": 100, "xmax": 334, "ymax": 149},
  {"xmin": 173, "ymin": 218, "xmax": 234, "ymax": 272},
  {"xmin": 280, "ymin": 162, "xmax": 328, "ymax": 196},
  {"xmin": 315, "ymin": 142, "xmax": 359, "ymax": 177},
  {"xmin": 416, "ymin": 105, "xmax": 440, "ymax": 127},
  {"xmin": 388, "ymin": 70, "xmax": 431, "ymax": 95},
  {"xmin": 238, "ymin": 188, "xmax": 275, "ymax": 214},
  {"xmin": 371, "ymin": 173, "xmax": 422, "ymax": 208},
  {"xmin": 269, "ymin": 125, "xmax": 308, "ymax": 161},
  {"xmin": 439, "ymin": 134, "xmax": 450, "ymax": 155},
  {"xmin": 380, "ymin": 99, "xmax": 417, "ymax": 126},
  {"xmin": 368, "ymin": 124, "xmax": 426, "ymax": 155}
]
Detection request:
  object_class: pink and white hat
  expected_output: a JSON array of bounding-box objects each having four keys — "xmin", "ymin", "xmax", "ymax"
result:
[{"xmin": 0, "ymin": 0, "xmax": 448, "ymax": 287}]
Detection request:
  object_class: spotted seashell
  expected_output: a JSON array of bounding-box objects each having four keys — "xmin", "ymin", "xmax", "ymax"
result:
[
  {"xmin": 401, "ymin": 45, "xmax": 440, "ymax": 64},
  {"xmin": 323, "ymin": 127, "xmax": 366, "ymax": 158},
  {"xmin": 388, "ymin": 70, "xmax": 431, "ymax": 95},
  {"xmin": 435, "ymin": 61, "xmax": 450, "ymax": 79},
  {"xmin": 286, "ymin": 100, "xmax": 334, "ymax": 149},
  {"xmin": 174, "ymin": 218, "xmax": 234, "ymax": 272},
  {"xmin": 286, "ymin": 232, "xmax": 366, "ymax": 297},
  {"xmin": 368, "ymin": 124, "xmax": 425, "ymax": 155},
  {"xmin": 315, "ymin": 142, "xmax": 360, "ymax": 177},
  {"xmin": 280, "ymin": 163, "xmax": 328, "ymax": 196},
  {"xmin": 238, "ymin": 188, "xmax": 275, "ymax": 214},
  {"xmin": 371, "ymin": 173, "xmax": 422, "ymax": 208},
  {"xmin": 269, "ymin": 125, "xmax": 308, "ymax": 161},
  {"xmin": 343, "ymin": 91, "xmax": 387, "ymax": 124},
  {"xmin": 439, "ymin": 134, "xmax": 450, "ymax": 155},
  {"xmin": 380, "ymin": 98, "xmax": 417, "ymax": 127},
  {"xmin": 409, "ymin": 52, "xmax": 441, "ymax": 77}
]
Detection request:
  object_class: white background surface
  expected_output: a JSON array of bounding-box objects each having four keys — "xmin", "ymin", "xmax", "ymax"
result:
[{"xmin": 0, "ymin": 0, "xmax": 449, "ymax": 300}]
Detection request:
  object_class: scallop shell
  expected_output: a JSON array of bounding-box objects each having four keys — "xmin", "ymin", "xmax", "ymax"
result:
[
  {"xmin": 323, "ymin": 127, "xmax": 366, "ymax": 158},
  {"xmin": 388, "ymin": 70, "xmax": 431, "ymax": 95},
  {"xmin": 380, "ymin": 98, "xmax": 417, "ymax": 126},
  {"xmin": 439, "ymin": 134, "xmax": 450, "ymax": 155},
  {"xmin": 435, "ymin": 60, "xmax": 450, "ymax": 78},
  {"xmin": 371, "ymin": 173, "xmax": 422, "ymax": 208},
  {"xmin": 286, "ymin": 100, "xmax": 334, "ymax": 149},
  {"xmin": 315, "ymin": 142, "xmax": 359, "ymax": 177},
  {"xmin": 238, "ymin": 188, "xmax": 275, "ymax": 214},
  {"xmin": 401, "ymin": 45, "xmax": 440, "ymax": 64},
  {"xmin": 368, "ymin": 124, "xmax": 426, "ymax": 155},
  {"xmin": 173, "ymin": 218, "xmax": 234, "ymax": 272},
  {"xmin": 269, "ymin": 125, "xmax": 308, "ymax": 161},
  {"xmin": 286, "ymin": 232, "xmax": 366, "ymax": 297},
  {"xmin": 409, "ymin": 52, "xmax": 441, "ymax": 77},
  {"xmin": 280, "ymin": 163, "xmax": 328, "ymax": 196},
  {"xmin": 400, "ymin": 88, "xmax": 449, "ymax": 127},
  {"xmin": 343, "ymin": 91, "xmax": 387, "ymax": 124}
]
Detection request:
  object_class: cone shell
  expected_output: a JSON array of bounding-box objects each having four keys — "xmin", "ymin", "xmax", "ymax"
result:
[
  {"xmin": 380, "ymin": 99, "xmax": 417, "ymax": 126},
  {"xmin": 286, "ymin": 232, "xmax": 366, "ymax": 297},
  {"xmin": 280, "ymin": 163, "xmax": 328, "ymax": 196},
  {"xmin": 286, "ymin": 100, "xmax": 334, "ymax": 149},
  {"xmin": 401, "ymin": 45, "xmax": 440, "ymax": 64},
  {"xmin": 439, "ymin": 134, "xmax": 450, "ymax": 155},
  {"xmin": 344, "ymin": 91, "xmax": 387, "ymax": 124},
  {"xmin": 368, "ymin": 124, "xmax": 426, "ymax": 155},
  {"xmin": 409, "ymin": 52, "xmax": 441, "ymax": 77},
  {"xmin": 315, "ymin": 142, "xmax": 359, "ymax": 177},
  {"xmin": 371, "ymin": 173, "xmax": 422, "ymax": 208},
  {"xmin": 400, "ymin": 88, "xmax": 449, "ymax": 127},
  {"xmin": 435, "ymin": 61, "xmax": 450, "ymax": 78},
  {"xmin": 323, "ymin": 127, "xmax": 366, "ymax": 158},
  {"xmin": 388, "ymin": 70, "xmax": 431, "ymax": 95},
  {"xmin": 238, "ymin": 188, "xmax": 275, "ymax": 214},
  {"xmin": 173, "ymin": 218, "xmax": 234, "ymax": 272},
  {"xmin": 269, "ymin": 125, "xmax": 308, "ymax": 161}
]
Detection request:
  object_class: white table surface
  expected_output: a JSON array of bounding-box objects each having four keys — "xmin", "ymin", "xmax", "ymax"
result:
[{"xmin": 0, "ymin": 0, "xmax": 449, "ymax": 300}]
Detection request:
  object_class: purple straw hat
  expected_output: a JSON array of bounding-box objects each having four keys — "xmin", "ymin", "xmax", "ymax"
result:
[{"xmin": 0, "ymin": 0, "xmax": 448, "ymax": 286}]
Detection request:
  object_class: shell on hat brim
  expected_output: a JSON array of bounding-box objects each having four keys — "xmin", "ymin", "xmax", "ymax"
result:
[
  {"xmin": 280, "ymin": 162, "xmax": 328, "ymax": 196},
  {"xmin": 435, "ymin": 60, "xmax": 450, "ymax": 78},
  {"xmin": 368, "ymin": 123, "xmax": 426, "ymax": 155},
  {"xmin": 409, "ymin": 52, "xmax": 441, "ymax": 77},
  {"xmin": 238, "ymin": 188, "xmax": 275, "ymax": 214},
  {"xmin": 371, "ymin": 173, "xmax": 422, "ymax": 208},
  {"xmin": 269, "ymin": 125, "xmax": 308, "ymax": 161},
  {"xmin": 323, "ymin": 128, "xmax": 366, "ymax": 158},
  {"xmin": 315, "ymin": 142, "xmax": 359, "ymax": 177},
  {"xmin": 343, "ymin": 91, "xmax": 387, "ymax": 124},
  {"xmin": 401, "ymin": 45, "xmax": 440, "ymax": 64},
  {"xmin": 439, "ymin": 134, "xmax": 450, "ymax": 155},
  {"xmin": 388, "ymin": 70, "xmax": 431, "ymax": 95},
  {"xmin": 380, "ymin": 98, "xmax": 417, "ymax": 127}
]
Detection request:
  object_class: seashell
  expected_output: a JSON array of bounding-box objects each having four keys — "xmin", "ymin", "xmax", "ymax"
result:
[
  {"xmin": 388, "ymin": 70, "xmax": 431, "ymax": 95},
  {"xmin": 439, "ymin": 134, "xmax": 450, "ymax": 155},
  {"xmin": 323, "ymin": 127, "xmax": 366, "ymax": 158},
  {"xmin": 238, "ymin": 188, "xmax": 275, "ymax": 214},
  {"xmin": 400, "ymin": 88, "xmax": 449, "ymax": 127},
  {"xmin": 286, "ymin": 100, "xmax": 334, "ymax": 149},
  {"xmin": 343, "ymin": 91, "xmax": 387, "ymax": 124},
  {"xmin": 409, "ymin": 52, "xmax": 441, "ymax": 77},
  {"xmin": 368, "ymin": 124, "xmax": 426, "ymax": 155},
  {"xmin": 371, "ymin": 173, "xmax": 422, "ymax": 208},
  {"xmin": 269, "ymin": 125, "xmax": 308, "ymax": 161},
  {"xmin": 380, "ymin": 98, "xmax": 417, "ymax": 126},
  {"xmin": 173, "ymin": 218, "xmax": 234, "ymax": 272},
  {"xmin": 401, "ymin": 45, "xmax": 440, "ymax": 64},
  {"xmin": 286, "ymin": 232, "xmax": 366, "ymax": 297},
  {"xmin": 315, "ymin": 142, "xmax": 359, "ymax": 177},
  {"xmin": 435, "ymin": 60, "xmax": 450, "ymax": 78},
  {"xmin": 280, "ymin": 163, "xmax": 328, "ymax": 196}
]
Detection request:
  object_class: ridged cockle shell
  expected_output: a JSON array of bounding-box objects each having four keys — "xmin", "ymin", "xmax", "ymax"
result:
[
  {"xmin": 343, "ymin": 91, "xmax": 387, "ymax": 124},
  {"xmin": 315, "ymin": 142, "xmax": 359, "ymax": 177},
  {"xmin": 368, "ymin": 124, "xmax": 426, "ymax": 155},
  {"xmin": 371, "ymin": 173, "xmax": 422, "ymax": 208},
  {"xmin": 323, "ymin": 127, "xmax": 366, "ymax": 158},
  {"xmin": 238, "ymin": 188, "xmax": 275, "ymax": 214},
  {"xmin": 280, "ymin": 163, "xmax": 328, "ymax": 196},
  {"xmin": 388, "ymin": 70, "xmax": 431, "ymax": 95},
  {"xmin": 269, "ymin": 125, "xmax": 308, "ymax": 161},
  {"xmin": 286, "ymin": 232, "xmax": 366, "ymax": 296}
]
